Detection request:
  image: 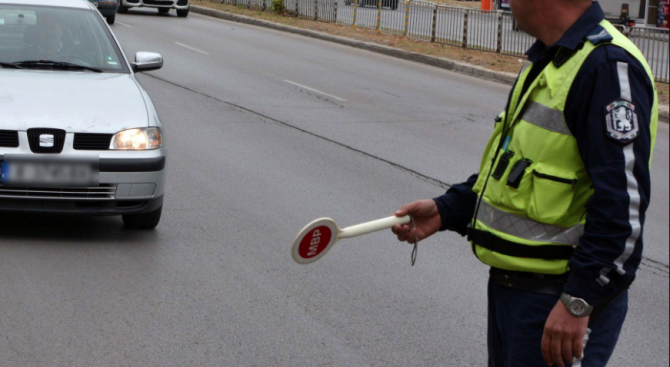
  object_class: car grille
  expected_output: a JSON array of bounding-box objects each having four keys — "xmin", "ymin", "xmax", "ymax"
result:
[
  {"xmin": 27, "ymin": 128, "xmax": 66, "ymax": 154},
  {"xmin": 144, "ymin": 0, "xmax": 175, "ymax": 5},
  {"xmin": 74, "ymin": 133, "xmax": 113, "ymax": 151},
  {"xmin": 0, "ymin": 130, "xmax": 19, "ymax": 148},
  {"xmin": 0, "ymin": 184, "xmax": 117, "ymax": 200}
]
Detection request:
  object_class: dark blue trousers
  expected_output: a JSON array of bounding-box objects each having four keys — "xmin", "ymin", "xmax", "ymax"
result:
[{"xmin": 488, "ymin": 278, "xmax": 629, "ymax": 367}]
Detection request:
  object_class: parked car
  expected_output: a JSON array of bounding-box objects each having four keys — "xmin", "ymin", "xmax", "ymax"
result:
[
  {"xmin": 345, "ymin": 0, "xmax": 399, "ymax": 10},
  {"xmin": 118, "ymin": 0, "xmax": 190, "ymax": 17},
  {"xmin": 0, "ymin": 0, "xmax": 167, "ymax": 229},
  {"xmin": 88, "ymin": 0, "xmax": 119, "ymax": 25}
]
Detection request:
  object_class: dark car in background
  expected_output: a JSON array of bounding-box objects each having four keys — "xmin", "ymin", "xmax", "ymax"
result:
[
  {"xmin": 118, "ymin": 0, "xmax": 190, "ymax": 17},
  {"xmin": 88, "ymin": 0, "xmax": 119, "ymax": 24}
]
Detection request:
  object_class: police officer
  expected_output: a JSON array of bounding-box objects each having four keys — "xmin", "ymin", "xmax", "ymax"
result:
[{"xmin": 392, "ymin": 1, "xmax": 658, "ymax": 366}]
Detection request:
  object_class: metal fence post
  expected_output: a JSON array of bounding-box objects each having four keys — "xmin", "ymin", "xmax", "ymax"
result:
[
  {"xmin": 334, "ymin": 0, "xmax": 338, "ymax": 23},
  {"xmin": 376, "ymin": 0, "xmax": 381, "ymax": 33},
  {"xmin": 496, "ymin": 12, "xmax": 502, "ymax": 53},
  {"xmin": 353, "ymin": 1, "xmax": 357, "ymax": 28},
  {"xmin": 430, "ymin": 4, "xmax": 437, "ymax": 43},
  {"xmin": 315, "ymin": 0, "xmax": 318, "ymax": 20},
  {"xmin": 463, "ymin": 9, "xmax": 468, "ymax": 48},
  {"xmin": 403, "ymin": 0, "xmax": 409, "ymax": 37}
]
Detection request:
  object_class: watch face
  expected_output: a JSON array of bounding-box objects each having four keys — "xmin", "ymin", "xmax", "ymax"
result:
[{"xmin": 570, "ymin": 300, "xmax": 587, "ymax": 316}]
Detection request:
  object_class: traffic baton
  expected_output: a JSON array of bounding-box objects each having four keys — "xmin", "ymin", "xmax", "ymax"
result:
[{"xmin": 291, "ymin": 215, "xmax": 412, "ymax": 265}]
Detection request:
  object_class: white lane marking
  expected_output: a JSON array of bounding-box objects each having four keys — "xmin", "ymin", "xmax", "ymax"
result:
[
  {"xmin": 175, "ymin": 42, "xmax": 210, "ymax": 55},
  {"xmin": 283, "ymin": 80, "xmax": 346, "ymax": 102},
  {"xmin": 116, "ymin": 21, "xmax": 133, "ymax": 28}
]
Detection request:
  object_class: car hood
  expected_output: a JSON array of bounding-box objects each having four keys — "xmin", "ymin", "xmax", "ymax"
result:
[{"xmin": 0, "ymin": 70, "xmax": 149, "ymax": 133}]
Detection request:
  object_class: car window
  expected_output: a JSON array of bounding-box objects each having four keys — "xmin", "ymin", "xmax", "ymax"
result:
[{"xmin": 0, "ymin": 4, "xmax": 128, "ymax": 73}]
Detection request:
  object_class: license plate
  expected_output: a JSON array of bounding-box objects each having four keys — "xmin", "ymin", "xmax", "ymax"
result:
[{"xmin": 1, "ymin": 157, "xmax": 99, "ymax": 187}]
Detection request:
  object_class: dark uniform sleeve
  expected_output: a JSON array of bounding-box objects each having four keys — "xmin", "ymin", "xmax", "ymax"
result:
[
  {"xmin": 433, "ymin": 174, "xmax": 479, "ymax": 236},
  {"xmin": 563, "ymin": 45, "xmax": 655, "ymax": 307}
]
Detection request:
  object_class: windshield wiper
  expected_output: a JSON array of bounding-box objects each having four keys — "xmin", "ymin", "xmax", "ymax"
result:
[
  {"xmin": 15, "ymin": 60, "xmax": 103, "ymax": 73},
  {"xmin": 0, "ymin": 62, "xmax": 23, "ymax": 69}
]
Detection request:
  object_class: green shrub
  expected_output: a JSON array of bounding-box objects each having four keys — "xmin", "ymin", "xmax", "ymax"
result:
[{"xmin": 271, "ymin": 0, "xmax": 284, "ymax": 14}]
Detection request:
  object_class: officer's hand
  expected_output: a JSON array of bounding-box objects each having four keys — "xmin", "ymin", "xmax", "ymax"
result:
[
  {"xmin": 542, "ymin": 301, "xmax": 589, "ymax": 367},
  {"xmin": 391, "ymin": 200, "xmax": 442, "ymax": 244}
]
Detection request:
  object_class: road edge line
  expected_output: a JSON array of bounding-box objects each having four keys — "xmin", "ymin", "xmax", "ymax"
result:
[{"xmin": 191, "ymin": 5, "xmax": 669, "ymax": 123}]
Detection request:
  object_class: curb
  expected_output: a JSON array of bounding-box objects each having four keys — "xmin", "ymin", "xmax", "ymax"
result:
[
  {"xmin": 660, "ymin": 106, "xmax": 669, "ymax": 123},
  {"xmin": 191, "ymin": 5, "xmax": 669, "ymax": 122}
]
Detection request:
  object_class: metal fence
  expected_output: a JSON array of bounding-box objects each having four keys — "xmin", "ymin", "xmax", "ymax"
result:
[
  {"xmin": 628, "ymin": 27, "xmax": 669, "ymax": 83},
  {"xmin": 205, "ymin": 0, "xmax": 670, "ymax": 83}
]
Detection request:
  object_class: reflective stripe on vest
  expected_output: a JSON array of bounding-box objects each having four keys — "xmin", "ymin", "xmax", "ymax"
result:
[
  {"xmin": 478, "ymin": 201, "xmax": 583, "ymax": 246},
  {"xmin": 521, "ymin": 101, "xmax": 572, "ymax": 136}
]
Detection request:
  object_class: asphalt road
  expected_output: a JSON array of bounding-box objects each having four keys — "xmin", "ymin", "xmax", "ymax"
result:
[{"xmin": 0, "ymin": 9, "xmax": 668, "ymax": 367}]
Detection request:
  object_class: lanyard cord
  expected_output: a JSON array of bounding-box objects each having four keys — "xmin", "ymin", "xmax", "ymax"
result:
[
  {"xmin": 410, "ymin": 215, "xmax": 418, "ymax": 266},
  {"xmin": 469, "ymin": 68, "xmax": 525, "ymax": 235}
]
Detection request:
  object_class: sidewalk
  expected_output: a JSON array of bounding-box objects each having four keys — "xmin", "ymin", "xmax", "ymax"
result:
[{"xmin": 191, "ymin": 1, "xmax": 669, "ymax": 121}]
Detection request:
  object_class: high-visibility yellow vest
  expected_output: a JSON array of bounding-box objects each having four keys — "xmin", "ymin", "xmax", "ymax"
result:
[{"xmin": 470, "ymin": 20, "xmax": 659, "ymax": 275}]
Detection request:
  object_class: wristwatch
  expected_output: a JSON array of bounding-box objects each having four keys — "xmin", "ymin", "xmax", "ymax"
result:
[{"xmin": 560, "ymin": 293, "xmax": 594, "ymax": 318}]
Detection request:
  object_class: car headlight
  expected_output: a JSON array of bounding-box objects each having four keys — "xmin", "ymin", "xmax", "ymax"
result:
[{"xmin": 110, "ymin": 128, "xmax": 162, "ymax": 150}]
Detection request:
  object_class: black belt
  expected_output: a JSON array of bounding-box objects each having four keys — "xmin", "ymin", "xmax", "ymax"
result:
[
  {"xmin": 469, "ymin": 227, "xmax": 575, "ymax": 260},
  {"xmin": 490, "ymin": 267, "xmax": 568, "ymax": 296},
  {"xmin": 491, "ymin": 267, "xmax": 635, "ymax": 327}
]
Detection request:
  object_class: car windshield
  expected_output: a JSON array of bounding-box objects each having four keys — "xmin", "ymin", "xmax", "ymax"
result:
[{"xmin": 0, "ymin": 4, "xmax": 128, "ymax": 73}]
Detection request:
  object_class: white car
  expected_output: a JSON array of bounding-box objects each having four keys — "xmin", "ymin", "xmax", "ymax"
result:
[
  {"xmin": 118, "ymin": 0, "xmax": 189, "ymax": 17},
  {"xmin": 0, "ymin": 0, "xmax": 168, "ymax": 229}
]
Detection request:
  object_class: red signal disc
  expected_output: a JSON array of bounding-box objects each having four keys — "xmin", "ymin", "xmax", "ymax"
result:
[{"xmin": 297, "ymin": 226, "xmax": 333, "ymax": 259}]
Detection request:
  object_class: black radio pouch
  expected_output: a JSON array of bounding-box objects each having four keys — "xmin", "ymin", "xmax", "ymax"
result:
[
  {"xmin": 507, "ymin": 159, "xmax": 532, "ymax": 189},
  {"xmin": 492, "ymin": 151, "xmax": 515, "ymax": 180}
]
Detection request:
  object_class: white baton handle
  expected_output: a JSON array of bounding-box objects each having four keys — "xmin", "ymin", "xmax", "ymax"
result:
[{"xmin": 338, "ymin": 215, "xmax": 411, "ymax": 239}]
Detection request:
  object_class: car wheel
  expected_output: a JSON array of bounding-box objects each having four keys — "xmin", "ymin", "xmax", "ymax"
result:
[
  {"xmin": 177, "ymin": 6, "xmax": 189, "ymax": 17},
  {"xmin": 158, "ymin": 7, "xmax": 170, "ymax": 14},
  {"xmin": 106, "ymin": 14, "xmax": 116, "ymax": 24},
  {"xmin": 123, "ymin": 206, "xmax": 163, "ymax": 230},
  {"xmin": 118, "ymin": 2, "xmax": 129, "ymax": 13}
]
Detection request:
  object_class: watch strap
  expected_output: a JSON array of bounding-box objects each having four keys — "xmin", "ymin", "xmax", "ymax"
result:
[{"xmin": 561, "ymin": 293, "xmax": 594, "ymax": 318}]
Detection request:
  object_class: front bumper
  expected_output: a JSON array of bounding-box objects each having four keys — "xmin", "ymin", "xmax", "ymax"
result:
[
  {"xmin": 0, "ymin": 195, "xmax": 164, "ymax": 215},
  {"xmin": 123, "ymin": 0, "xmax": 190, "ymax": 9},
  {"xmin": 0, "ymin": 136, "xmax": 167, "ymax": 215}
]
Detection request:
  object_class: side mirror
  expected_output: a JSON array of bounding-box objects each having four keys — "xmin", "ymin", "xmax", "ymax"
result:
[{"xmin": 132, "ymin": 52, "xmax": 163, "ymax": 73}]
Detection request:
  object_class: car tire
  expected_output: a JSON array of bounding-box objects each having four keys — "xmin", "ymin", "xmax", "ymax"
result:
[
  {"xmin": 123, "ymin": 206, "xmax": 163, "ymax": 230},
  {"xmin": 177, "ymin": 6, "xmax": 189, "ymax": 17},
  {"xmin": 118, "ymin": 2, "xmax": 129, "ymax": 13},
  {"xmin": 106, "ymin": 14, "xmax": 116, "ymax": 25},
  {"xmin": 158, "ymin": 7, "xmax": 170, "ymax": 14}
]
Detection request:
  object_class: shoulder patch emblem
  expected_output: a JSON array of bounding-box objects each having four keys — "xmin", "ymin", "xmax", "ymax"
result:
[
  {"xmin": 605, "ymin": 100, "xmax": 639, "ymax": 143},
  {"xmin": 586, "ymin": 26, "xmax": 613, "ymax": 45}
]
